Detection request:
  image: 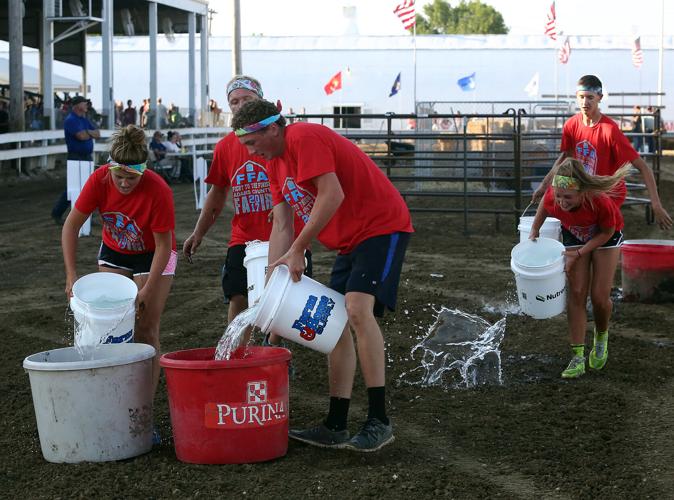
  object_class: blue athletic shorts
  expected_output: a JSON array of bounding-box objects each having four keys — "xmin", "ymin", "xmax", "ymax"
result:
[{"xmin": 329, "ymin": 232, "xmax": 411, "ymax": 317}]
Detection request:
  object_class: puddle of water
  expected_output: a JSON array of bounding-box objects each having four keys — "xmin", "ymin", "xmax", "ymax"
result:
[{"xmin": 399, "ymin": 307, "xmax": 506, "ymax": 389}]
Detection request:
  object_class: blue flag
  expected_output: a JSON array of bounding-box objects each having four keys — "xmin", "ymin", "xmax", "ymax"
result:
[
  {"xmin": 389, "ymin": 72, "xmax": 401, "ymax": 97},
  {"xmin": 457, "ymin": 72, "xmax": 476, "ymax": 91}
]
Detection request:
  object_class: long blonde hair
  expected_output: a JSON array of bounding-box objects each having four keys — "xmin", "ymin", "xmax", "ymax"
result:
[{"xmin": 553, "ymin": 157, "xmax": 631, "ymax": 199}]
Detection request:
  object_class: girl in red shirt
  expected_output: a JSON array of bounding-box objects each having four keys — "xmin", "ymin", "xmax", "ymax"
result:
[
  {"xmin": 62, "ymin": 125, "xmax": 176, "ymax": 427},
  {"xmin": 530, "ymin": 158, "xmax": 630, "ymax": 379}
]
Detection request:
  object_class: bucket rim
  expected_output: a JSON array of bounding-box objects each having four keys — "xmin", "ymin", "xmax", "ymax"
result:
[
  {"xmin": 511, "ymin": 237, "xmax": 565, "ymax": 269},
  {"xmin": 254, "ymin": 265, "xmax": 292, "ymax": 333},
  {"xmin": 160, "ymin": 346, "xmax": 291, "ymax": 370},
  {"xmin": 71, "ymin": 272, "xmax": 138, "ymax": 306},
  {"xmin": 621, "ymin": 239, "xmax": 674, "ymax": 249},
  {"xmin": 23, "ymin": 343, "xmax": 155, "ymax": 372}
]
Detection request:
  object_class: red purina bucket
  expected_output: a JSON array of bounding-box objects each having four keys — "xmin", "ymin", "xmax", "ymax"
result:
[
  {"xmin": 160, "ymin": 346, "xmax": 291, "ymax": 464},
  {"xmin": 621, "ymin": 240, "xmax": 674, "ymax": 303}
]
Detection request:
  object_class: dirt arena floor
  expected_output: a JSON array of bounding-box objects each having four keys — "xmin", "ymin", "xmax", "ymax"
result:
[{"xmin": 2, "ymin": 161, "xmax": 674, "ymax": 499}]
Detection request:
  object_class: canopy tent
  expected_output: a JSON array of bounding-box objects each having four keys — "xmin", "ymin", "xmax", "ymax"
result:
[{"xmin": 0, "ymin": 57, "xmax": 81, "ymax": 92}]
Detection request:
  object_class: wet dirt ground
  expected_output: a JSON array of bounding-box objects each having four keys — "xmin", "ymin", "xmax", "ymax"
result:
[{"xmin": 2, "ymin": 164, "xmax": 674, "ymax": 499}]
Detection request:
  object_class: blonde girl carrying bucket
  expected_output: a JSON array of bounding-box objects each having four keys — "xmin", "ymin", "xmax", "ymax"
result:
[
  {"xmin": 61, "ymin": 125, "xmax": 176, "ymax": 442},
  {"xmin": 530, "ymin": 158, "xmax": 630, "ymax": 379}
]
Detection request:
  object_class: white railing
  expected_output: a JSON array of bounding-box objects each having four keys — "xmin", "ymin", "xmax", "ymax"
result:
[{"xmin": 0, "ymin": 127, "xmax": 230, "ymax": 166}]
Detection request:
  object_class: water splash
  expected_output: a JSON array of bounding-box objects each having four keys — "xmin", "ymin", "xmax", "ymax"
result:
[
  {"xmin": 214, "ymin": 305, "xmax": 259, "ymax": 360},
  {"xmin": 399, "ymin": 307, "xmax": 506, "ymax": 389},
  {"xmin": 73, "ymin": 301, "xmax": 135, "ymax": 360}
]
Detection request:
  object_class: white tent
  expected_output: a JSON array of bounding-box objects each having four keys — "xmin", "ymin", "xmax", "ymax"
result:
[{"xmin": 0, "ymin": 57, "xmax": 81, "ymax": 92}]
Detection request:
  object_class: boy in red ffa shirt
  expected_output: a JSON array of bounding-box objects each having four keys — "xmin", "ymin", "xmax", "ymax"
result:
[
  {"xmin": 533, "ymin": 74, "xmax": 671, "ymax": 230},
  {"xmin": 62, "ymin": 125, "xmax": 175, "ymax": 443},
  {"xmin": 183, "ymin": 75, "xmax": 311, "ymax": 324},
  {"xmin": 530, "ymin": 158, "xmax": 630, "ymax": 380},
  {"xmin": 232, "ymin": 99, "xmax": 414, "ymax": 452}
]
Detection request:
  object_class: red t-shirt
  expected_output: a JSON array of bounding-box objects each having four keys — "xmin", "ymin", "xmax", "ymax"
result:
[
  {"xmin": 268, "ymin": 122, "xmax": 413, "ymax": 254},
  {"xmin": 75, "ymin": 165, "xmax": 176, "ymax": 254},
  {"xmin": 206, "ymin": 133, "xmax": 307, "ymax": 247},
  {"xmin": 543, "ymin": 188, "xmax": 623, "ymax": 243},
  {"xmin": 206, "ymin": 133, "xmax": 274, "ymax": 247},
  {"xmin": 560, "ymin": 114, "xmax": 640, "ymax": 206}
]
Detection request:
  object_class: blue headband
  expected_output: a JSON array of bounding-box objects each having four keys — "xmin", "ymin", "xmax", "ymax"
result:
[
  {"xmin": 576, "ymin": 85, "xmax": 602, "ymax": 95},
  {"xmin": 227, "ymin": 78, "xmax": 263, "ymax": 98},
  {"xmin": 235, "ymin": 114, "xmax": 281, "ymax": 136}
]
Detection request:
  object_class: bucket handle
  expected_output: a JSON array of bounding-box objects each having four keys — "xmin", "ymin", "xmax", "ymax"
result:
[{"xmin": 520, "ymin": 201, "xmax": 535, "ymax": 218}]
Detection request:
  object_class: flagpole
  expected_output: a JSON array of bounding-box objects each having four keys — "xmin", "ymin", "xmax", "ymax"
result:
[
  {"xmin": 413, "ymin": 23, "xmax": 417, "ymax": 114},
  {"xmin": 657, "ymin": 0, "xmax": 664, "ymax": 108}
]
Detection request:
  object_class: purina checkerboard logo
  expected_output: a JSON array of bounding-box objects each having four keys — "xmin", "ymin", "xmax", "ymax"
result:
[
  {"xmin": 204, "ymin": 379, "xmax": 287, "ymax": 429},
  {"xmin": 247, "ymin": 381, "xmax": 267, "ymax": 404}
]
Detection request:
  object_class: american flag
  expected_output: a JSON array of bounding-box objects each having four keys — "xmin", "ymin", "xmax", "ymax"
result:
[
  {"xmin": 544, "ymin": 2, "xmax": 557, "ymax": 41},
  {"xmin": 394, "ymin": 0, "xmax": 416, "ymax": 30},
  {"xmin": 558, "ymin": 37, "xmax": 571, "ymax": 64},
  {"xmin": 632, "ymin": 36, "xmax": 644, "ymax": 68}
]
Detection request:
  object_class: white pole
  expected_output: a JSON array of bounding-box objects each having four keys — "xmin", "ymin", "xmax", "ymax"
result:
[
  {"xmin": 413, "ymin": 24, "xmax": 417, "ymax": 114},
  {"xmin": 657, "ymin": 0, "xmax": 664, "ymax": 108}
]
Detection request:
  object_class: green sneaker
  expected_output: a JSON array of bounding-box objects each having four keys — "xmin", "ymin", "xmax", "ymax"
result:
[
  {"xmin": 589, "ymin": 330, "xmax": 608, "ymax": 370},
  {"xmin": 561, "ymin": 355, "xmax": 586, "ymax": 379}
]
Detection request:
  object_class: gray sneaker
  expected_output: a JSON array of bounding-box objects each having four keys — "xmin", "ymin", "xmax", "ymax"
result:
[
  {"xmin": 343, "ymin": 417, "xmax": 394, "ymax": 452},
  {"xmin": 288, "ymin": 423, "xmax": 350, "ymax": 448}
]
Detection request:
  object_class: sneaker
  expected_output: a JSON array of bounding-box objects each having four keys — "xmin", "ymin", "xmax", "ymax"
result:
[
  {"xmin": 589, "ymin": 331, "xmax": 608, "ymax": 370},
  {"xmin": 561, "ymin": 355, "xmax": 586, "ymax": 379},
  {"xmin": 288, "ymin": 423, "xmax": 350, "ymax": 448},
  {"xmin": 343, "ymin": 417, "xmax": 394, "ymax": 452}
]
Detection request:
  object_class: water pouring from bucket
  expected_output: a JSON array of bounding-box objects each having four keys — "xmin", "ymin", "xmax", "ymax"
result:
[{"xmin": 70, "ymin": 273, "xmax": 138, "ymax": 354}]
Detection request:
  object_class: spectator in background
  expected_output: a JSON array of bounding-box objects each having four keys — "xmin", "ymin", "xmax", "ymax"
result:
[
  {"xmin": 139, "ymin": 98, "xmax": 148, "ymax": 128},
  {"xmin": 209, "ymin": 99, "xmax": 222, "ymax": 126},
  {"xmin": 114, "ymin": 100, "xmax": 123, "ymax": 127},
  {"xmin": 157, "ymin": 98, "xmax": 168, "ymax": 129},
  {"xmin": 631, "ymin": 105, "xmax": 643, "ymax": 152},
  {"xmin": 123, "ymin": 99, "xmax": 137, "ymax": 126},
  {"xmin": 51, "ymin": 95, "xmax": 100, "ymax": 224},
  {"xmin": 168, "ymin": 104, "xmax": 183, "ymax": 128},
  {"xmin": 0, "ymin": 101, "xmax": 9, "ymax": 134},
  {"xmin": 644, "ymin": 106, "xmax": 656, "ymax": 154}
]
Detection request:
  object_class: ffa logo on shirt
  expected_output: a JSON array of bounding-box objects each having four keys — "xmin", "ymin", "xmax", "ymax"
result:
[
  {"xmin": 102, "ymin": 212, "xmax": 145, "ymax": 252},
  {"xmin": 574, "ymin": 140, "xmax": 598, "ymax": 175},
  {"xmin": 282, "ymin": 178, "xmax": 315, "ymax": 223},
  {"xmin": 231, "ymin": 161, "xmax": 273, "ymax": 215}
]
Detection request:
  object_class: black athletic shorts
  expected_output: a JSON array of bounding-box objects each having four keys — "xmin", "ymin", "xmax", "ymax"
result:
[
  {"xmin": 329, "ymin": 232, "xmax": 411, "ymax": 317},
  {"xmin": 221, "ymin": 244, "xmax": 313, "ymax": 302},
  {"xmin": 98, "ymin": 242, "xmax": 177, "ymax": 275},
  {"xmin": 561, "ymin": 228, "xmax": 624, "ymax": 249}
]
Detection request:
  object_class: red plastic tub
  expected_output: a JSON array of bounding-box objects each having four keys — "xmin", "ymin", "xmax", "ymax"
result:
[
  {"xmin": 160, "ymin": 346, "xmax": 291, "ymax": 464},
  {"xmin": 621, "ymin": 240, "xmax": 674, "ymax": 303}
]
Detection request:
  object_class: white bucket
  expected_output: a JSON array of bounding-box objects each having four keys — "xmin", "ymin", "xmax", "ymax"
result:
[
  {"xmin": 518, "ymin": 216, "xmax": 561, "ymax": 243},
  {"xmin": 510, "ymin": 237, "xmax": 567, "ymax": 319},
  {"xmin": 243, "ymin": 240, "xmax": 269, "ymax": 305},
  {"xmin": 70, "ymin": 272, "xmax": 138, "ymax": 347},
  {"xmin": 253, "ymin": 265, "xmax": 348, "ymax": 354},
  {"xmin": 23, "ymin": 343, "xmax": 155, "ymax": 463}
]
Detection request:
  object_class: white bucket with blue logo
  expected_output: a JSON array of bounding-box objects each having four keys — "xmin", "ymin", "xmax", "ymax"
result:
[
  {"xmin": 70, "ymin": 272, "xmax": 138, "ymax": 347},
  {"xmin": 253, "ymin": 265, "xmax": 347, "ymax": 354},
  {"xmin": 510, "ymin": 238, "xmax": 567, "ymax": 319}
]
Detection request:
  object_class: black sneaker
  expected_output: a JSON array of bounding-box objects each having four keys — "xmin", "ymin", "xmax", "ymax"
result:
[
  {"xmin": 343, "ymin": 417, "xmax": 394, "ymax": 452},
  {"xmin": 288, "ymin": 423, "xmax": 350, "ymax": 448}
]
